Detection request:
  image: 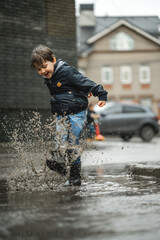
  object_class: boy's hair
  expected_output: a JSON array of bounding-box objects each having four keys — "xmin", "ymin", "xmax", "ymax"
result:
[{"xmin": 31, "ymin": 45, "xmax": 55, "ymax": 68}]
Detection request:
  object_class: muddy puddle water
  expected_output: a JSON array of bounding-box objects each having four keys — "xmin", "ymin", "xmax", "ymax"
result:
[
  {"xmin": 1, "ymin": 111, "xmax": 84, "ymax": 192},
  {"xmin": 0, "ymin": 112, "xmax": 160, "ymax": 240},
  {"xmin": 1, "ymin": 160, "xmax": 160, "ymax": 240}
]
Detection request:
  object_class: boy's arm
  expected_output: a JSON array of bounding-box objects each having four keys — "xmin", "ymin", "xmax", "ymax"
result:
[
  {"xmin": 88, "ymin": 93, "xmax": 106, "ymax": 107},
  {"xmin": 68, "ymin": 67, "xmax": 108, "ymax": 102}
]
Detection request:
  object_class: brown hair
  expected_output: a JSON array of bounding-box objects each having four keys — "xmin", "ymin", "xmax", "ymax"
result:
[{"xmin": 31, "ymin": 45, "xmax": 55, "ymax": 68}]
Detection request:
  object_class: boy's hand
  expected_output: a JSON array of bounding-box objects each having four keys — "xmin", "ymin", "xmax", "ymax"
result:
[{"xmin": 98, "ymin": 100, "xmax": 106, "ymax": 107}]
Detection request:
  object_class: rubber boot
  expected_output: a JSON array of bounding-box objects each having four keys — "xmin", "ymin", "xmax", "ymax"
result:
[
  {"xmin": 46, "ymin": 160, "xmax": 67, "ymax": 175},
  {"xmin": 46, "ymin": 150, "xmax": 67, "ymax": 175},
  {"xmin": 64, "ymin": 164, "xmax": 81, "ymax": 186}
]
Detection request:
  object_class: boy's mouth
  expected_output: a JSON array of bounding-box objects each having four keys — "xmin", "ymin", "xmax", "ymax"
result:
[{"xmin": 44, "ymin": 72, "xmax": 50, "ymax": 77}]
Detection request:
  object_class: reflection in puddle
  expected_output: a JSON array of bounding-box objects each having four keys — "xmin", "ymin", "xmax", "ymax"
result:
[{"xmin": 0, "ymin": 163, "xmax": 160, "ymax": 240}]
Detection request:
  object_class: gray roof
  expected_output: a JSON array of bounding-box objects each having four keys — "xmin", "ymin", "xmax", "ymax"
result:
[{"xmin": 77, "ymin": 16, "xmax": 160, "ymax": 53}]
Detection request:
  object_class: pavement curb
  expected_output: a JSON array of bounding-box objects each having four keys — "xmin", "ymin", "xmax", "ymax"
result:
[{"xmin": 127, "ymin": 164, "xmax": 160, "ymax": 178}]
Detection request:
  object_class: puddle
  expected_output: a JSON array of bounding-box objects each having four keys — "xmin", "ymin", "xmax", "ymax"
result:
[
  {"xmin": 1, "ymin": 111, "xmax": 160, "ymax": 240},
  {"xmin": 0, "ymin": 164, "xmax": 160, "ymax": 240},
  {"xmin": 1, "ymin": 111, "xmax": 86, "ymax": 192}
]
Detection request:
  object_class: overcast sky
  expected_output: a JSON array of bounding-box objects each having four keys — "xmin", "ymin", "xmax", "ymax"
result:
[{"xmin": 75, "ymin": 0, "xmax": 160, "ymax": 18}]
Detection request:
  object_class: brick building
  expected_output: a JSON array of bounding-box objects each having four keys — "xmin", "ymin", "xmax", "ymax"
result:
[{"xmin": 0, "ymin": 0, "xmax": 77, "ymax": 141}]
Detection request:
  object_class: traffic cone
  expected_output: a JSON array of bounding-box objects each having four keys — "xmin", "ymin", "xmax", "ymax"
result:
[{"xmin": 94, "ymin": 119, "xmax": 105, "ymax": 141}]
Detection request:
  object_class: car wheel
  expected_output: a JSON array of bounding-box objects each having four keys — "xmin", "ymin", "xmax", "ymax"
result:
[
  {"xmin": 120, "ymin": 134, "xmax": 132, "ymax": 141},
  {"xmin": 140, "ymin": 125, "xmax": 154, "ymax": 142}
]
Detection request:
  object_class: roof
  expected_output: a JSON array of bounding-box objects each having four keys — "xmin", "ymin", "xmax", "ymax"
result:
[
  {"xmin": 77, "ymin": 16, "xmax": 160, "ymax": 54},
  {"xmin": 87, "ymin": 19, "xmax": 160, "ymax": 45}
]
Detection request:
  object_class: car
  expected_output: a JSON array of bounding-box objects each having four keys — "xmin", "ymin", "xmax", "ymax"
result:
[{"xmin": 94, "ymin": 102, "xmax": 159, "ymax": 142}]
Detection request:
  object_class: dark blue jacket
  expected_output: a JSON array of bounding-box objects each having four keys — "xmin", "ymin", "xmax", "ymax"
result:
[{"xmin": 44, "ymin": 59, "xmax": 108, "ymax": 116}]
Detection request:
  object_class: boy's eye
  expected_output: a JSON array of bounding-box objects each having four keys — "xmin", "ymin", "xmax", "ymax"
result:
[{"xmin": 37, "ymin": 66, "xmax": 46, "ymax": 71}]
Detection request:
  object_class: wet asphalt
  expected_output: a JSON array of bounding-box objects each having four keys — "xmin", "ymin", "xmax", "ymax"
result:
[{"xmin": 0, "ymin": 137, "xmax": 160, "ymax": 240}]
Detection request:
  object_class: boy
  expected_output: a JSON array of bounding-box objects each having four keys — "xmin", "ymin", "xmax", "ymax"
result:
[{"xmin": 31, "ymin": 45, "xmax": 108, "ymax": 186}]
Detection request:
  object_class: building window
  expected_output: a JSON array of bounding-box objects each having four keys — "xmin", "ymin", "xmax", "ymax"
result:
[
  {"xmin": 121, "ymin": 97, "xmax": 134, "ymax": 103},
  {"xmin": 140, "ymin": 98, "xmax": 152, "ymax": 108},
  {"xmin": 139, "ymin": 66, "xmax": 150, "ymax": 84},
  {"xmin": 120, "ymin": 66, "xmax": 132, "ymax": 84},
  {"xmin": 110, "ymin": 31, "xmax": 134, "ymax": 51},
  {"xmin": 101, "ymin": 66, "xmax": 113, "ymax": 84}
]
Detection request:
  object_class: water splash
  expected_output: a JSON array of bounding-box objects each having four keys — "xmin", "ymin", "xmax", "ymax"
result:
[{"xmin": 3, "ymin": 111, "xmax": 84, "ymax": 192}]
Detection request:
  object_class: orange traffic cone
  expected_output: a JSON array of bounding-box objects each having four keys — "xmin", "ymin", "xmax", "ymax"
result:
[{"xmin": 94, "ymin": 119, "xmax": 105, "ymax": 141}]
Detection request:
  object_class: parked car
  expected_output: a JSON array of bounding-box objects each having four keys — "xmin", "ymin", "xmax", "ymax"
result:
[{"xmin": 94, "ymin": 102, "xmax": 159, "ymax": 142}]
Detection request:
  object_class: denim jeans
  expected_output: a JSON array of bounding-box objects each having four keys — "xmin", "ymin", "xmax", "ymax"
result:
[{"xmin": 56, "ymin": 110, "xmax": 87, "ymax": 165}]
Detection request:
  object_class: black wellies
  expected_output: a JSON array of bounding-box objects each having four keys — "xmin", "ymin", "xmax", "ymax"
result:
[
  {"xmin": 46, "ymin": 149, "xmax": 82, "ymax": 186},
  {"xmin": 46, "ymin": 150, "xmax": 67, "ymax": 175},
  {"xmin": 46, "ymin": 159, "xmax": 67, "ymax": 175},
  {"xmin": 64, "ymin": 148, "xmax": 82, "ymax": 186},
  {"xmin": 64, "ymin": 163, "xmax": 81, "ymax": 186}
]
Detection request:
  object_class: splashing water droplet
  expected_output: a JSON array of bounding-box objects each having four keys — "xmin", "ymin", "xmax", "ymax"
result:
[{"xmin": 3, "ymin": 111, "xmax": 85, "ymax": 192}]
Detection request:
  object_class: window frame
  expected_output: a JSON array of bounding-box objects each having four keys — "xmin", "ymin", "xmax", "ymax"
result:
[
  {"xmin": 110, "ymin": 31, "xmax": 135, "ymax": 51},
  {"xmin": 140, "ymin": 97, "xmax": 152, "ymax": 108},
  {"xmin": 120, "ymin": 65, "xmax": 132, "ymax": 84},
  {"xmin": 101, "ymin": 66, "xmax": 113, "ymax": 84},
  {"xmin": 139, "ymin": 65, "xmax": 151, "ymax": 84}
]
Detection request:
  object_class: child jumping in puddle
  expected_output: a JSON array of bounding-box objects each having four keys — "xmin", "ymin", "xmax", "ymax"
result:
[{"xmin": 31, "ymin": 45, "xmax": 108, "ymax": 186}]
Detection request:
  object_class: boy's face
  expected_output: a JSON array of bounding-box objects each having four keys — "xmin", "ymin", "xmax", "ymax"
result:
[{"xmin": 35, "ymin": 58, "xmax": 56, "ymax": 79}]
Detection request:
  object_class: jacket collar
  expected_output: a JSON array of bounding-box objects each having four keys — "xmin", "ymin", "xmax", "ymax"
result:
[{"xmin": 43, "ymin": 59, "xmax": 65, "ymax": 84}]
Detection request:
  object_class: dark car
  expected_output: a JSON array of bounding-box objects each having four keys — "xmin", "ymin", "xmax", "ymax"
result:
[{"xmin": 94, "ymin": 102, "xmax": 159, "ymax": 142}]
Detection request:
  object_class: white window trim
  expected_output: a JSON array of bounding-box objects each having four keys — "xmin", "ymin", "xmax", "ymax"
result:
[
  {"xmin": 139, "ymin": 66, "xmax": 151, "ymax": 84},
  {"xmin": 120, "ymin": 66, "xmax": 132, "ymax": 84},
  {"xmin": 110, "ymin": 31, "xmax": 134, "ymax": 51},
  {"xmin": 101, "ymin": 66, "xmax": 113, "ymax": 84},
  {"xmin": 140, "ymin": 98, "xmax": 152, "ymax": 108}
]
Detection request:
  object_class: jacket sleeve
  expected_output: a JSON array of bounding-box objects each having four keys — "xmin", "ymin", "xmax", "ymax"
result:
[{"xmin": 67, "ymin": 66, "xmax": 108, "ymax": 101}]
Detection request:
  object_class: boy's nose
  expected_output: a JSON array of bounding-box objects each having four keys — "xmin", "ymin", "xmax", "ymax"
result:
[{"xmin": 41, "ymin": 68, "xmax": 46, "ymax": 74}]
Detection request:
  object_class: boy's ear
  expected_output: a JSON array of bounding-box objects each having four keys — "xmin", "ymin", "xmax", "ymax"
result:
[{"xmin": 53, "ymin": 57, "xmax": 56, "ymax": 64}]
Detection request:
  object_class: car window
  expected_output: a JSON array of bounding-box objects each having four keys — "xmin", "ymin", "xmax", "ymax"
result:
[
  {"xmin": 104, "ymin": 105, "xmax": 123, "ymax": 114},
  {"xmin": 123, "ymin": 106, "xmax": 145, "ymax": 113}
]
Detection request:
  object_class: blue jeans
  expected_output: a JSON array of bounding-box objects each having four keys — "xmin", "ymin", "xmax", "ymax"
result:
[{"xmin": 56, "ymin": 110, "xmax": 86, "ymax": 165}]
